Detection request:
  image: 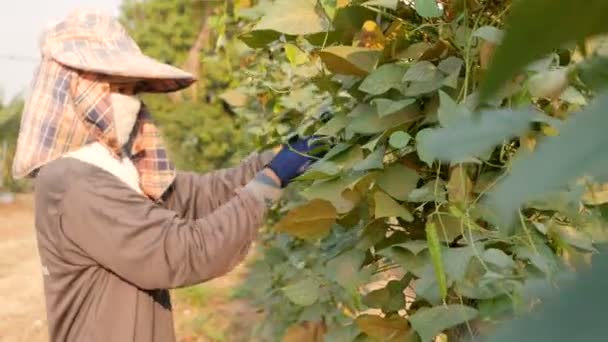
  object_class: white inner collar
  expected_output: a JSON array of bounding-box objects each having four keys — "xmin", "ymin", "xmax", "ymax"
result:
[{"xmin": 64, "ymin": 142, "xmax": 143, "ymax": 194}]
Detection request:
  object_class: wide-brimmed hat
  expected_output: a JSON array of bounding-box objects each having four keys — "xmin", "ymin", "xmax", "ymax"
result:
[{"xmin": 40, "ymin": 9, "xmax": 195, "ymax": 92}]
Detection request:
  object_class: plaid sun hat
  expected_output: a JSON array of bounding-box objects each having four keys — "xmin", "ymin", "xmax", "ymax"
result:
[{"xmin": 12, "ymin": 9, "xmax": 196, "ymax": 200}]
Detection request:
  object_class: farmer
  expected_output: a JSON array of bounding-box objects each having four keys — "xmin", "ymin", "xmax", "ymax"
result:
[{"xmin": 12, "ymin": 9, "xmax": 320, "ymax": 342}]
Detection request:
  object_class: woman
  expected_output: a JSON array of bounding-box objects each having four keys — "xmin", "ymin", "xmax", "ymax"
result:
[{"xmin": 12, "ymin": 10, "xmax": 320, "ymax": 342}]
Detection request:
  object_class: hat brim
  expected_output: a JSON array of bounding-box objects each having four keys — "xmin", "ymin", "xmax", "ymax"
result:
[{"xmin": 52, "ymin": 49, "xmax": 196, "ymax": 93}]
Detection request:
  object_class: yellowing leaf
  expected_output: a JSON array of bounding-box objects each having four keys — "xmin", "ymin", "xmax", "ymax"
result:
[
  {"xmin": 285, "ymin": 43, "xmax": 310, "ymax": 66},
  {"xmin": 318, "ymin": 46, "xmax": 382, "ymax": 76},
  {"xmin": 447, "ymin": 165, "xmax": 473, "ymax": 204},
  {"xmin": 520, "ymin": 132, "xmax": 537, "ymax": 152},
  {"xmin": 355, "ymin": 314, "xmax": 415, "ymax": 342},
  {"xmin": 337, "ymin": 0, "xmax": 350, "ymax": 7},
  {"xmin": 356, "ymin": 20, "xmax": 386, "ymax": 50},
  {"xmin": 374, "ymin": 191, "xmax": 414, "ymax": 222},
  {"xmin": 479, "ymin": 40, "xmax": 496, "ymax": 70},
  {"xmin": 541, "ymin": 124, "xmax": 559, "ymax": 136},
  {"xmin": 549, "ymin": 225, "xmax": 596, "ymax": 252},
  {"xmin": 274, "ymin": 199, "xmax": 337, "ymax": 240},
  {"xmin": 582, "ymin": 182, "xmax": 608, "ymax": 205},
  {"xmin": 283, "ymin": 321, "xmax": 326, "ymax": 342},
  {"xmin": 219, "ymin": 89, "xmax": 248, "ymax": 107},
  {"xmin": 253, "ymin": 0, "xmax": 332, "ymax": 36}
]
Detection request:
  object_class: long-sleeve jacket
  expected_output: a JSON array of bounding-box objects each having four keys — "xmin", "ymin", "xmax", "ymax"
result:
[{"xmin": 33, "ymin": 152, "xmax": 272, "ymax": 342}]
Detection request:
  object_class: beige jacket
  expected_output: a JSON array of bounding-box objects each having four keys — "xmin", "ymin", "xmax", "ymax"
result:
[{"xmin": 34, "ymin": 151, "xmax": 275, "ymax": 342}]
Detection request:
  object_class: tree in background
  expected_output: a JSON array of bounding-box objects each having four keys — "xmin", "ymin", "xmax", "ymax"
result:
[
  {"xmin": 120, "ymin": 0, "xmax": 255, "ymax": 172},
  {"xmin": 0, "ymin": 98, "xmax": 28, "ymax": 192}
]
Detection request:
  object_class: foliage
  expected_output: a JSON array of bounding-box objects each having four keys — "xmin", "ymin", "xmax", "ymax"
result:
[
  {"xmin": 121, "ymin": 0, "xmax": 254, "ymax": 172},
  {"xmin": 0, "ymin": 98, "xmax": 29, "ymax": 192},
  {"xmin": 225, "ymin": 0, "xmax": 608, "ymax": 341}
]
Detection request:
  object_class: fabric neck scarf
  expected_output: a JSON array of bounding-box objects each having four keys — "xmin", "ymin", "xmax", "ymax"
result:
[{"xmin": 12, "ymin": 59, "xmax": 176, "ymax": 200}]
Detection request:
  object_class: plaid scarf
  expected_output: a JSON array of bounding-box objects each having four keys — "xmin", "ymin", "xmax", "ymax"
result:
[{"xmin": 12, "ymin": 59, "xmax": 176, "ymax": 200}]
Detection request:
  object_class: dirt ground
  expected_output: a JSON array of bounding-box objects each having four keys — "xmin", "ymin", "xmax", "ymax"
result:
[{"xmin": 0, "ymin": 194, "xmax": 261, "ymax": 342}]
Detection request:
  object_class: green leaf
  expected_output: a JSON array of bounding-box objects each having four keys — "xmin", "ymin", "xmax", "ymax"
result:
[
  {"xmin": 414, "ymin": 271, "xmax": 443, "ymax": 305},
  {"xmin": 318, "ymin": 46, "xmax": 382, "ymax": 76},
  {"xmin": 355, "ymin": 314, "xmax": 415, "ymax": 342},
  {"xmin": 377, "ymin": 164, "xmax": 421, "ymax": 201},
  {"xmin": 409, "ymin": 304, "xmax": 478, "ymax": 342},
  {"xmin": 253, "ymin": 0, "xmax": 333, "ymax": 35},
  {"xmin": 346, "ymin": 104, "xmax": 419, "ymax": 135},
  {"xmin": 442, "ymin": 247, "xmax": 475, "ymax": 283},
  {"xmin": 414, "ymin": 0, "xmax": 442, "ymax": 18},
  {"xmin": 472, "ymin": 26, "xmax": 504, "ymax": 44},
  {"xmin": 374, "ymin": 191, "xmax": 414, "ymax": 222},
  {"xmin": 438, "ymin": 57, "xmax": 464, "ymax": 75},
  {"xmin": 416, "ymin": 109, "xmax": 536, "ymax": 163},
  {"xmin": 330, "ymin": 144, "xmax": 365, "ymax": 170},
  {"xmin": 363, "ymin": 133, "xmax": 386, "ymax": 151},
  {"xmin": 302, "ymin": 173, "xmax": 365, "ymax": 213},
  {"xmin": 486, "ymin": 94, "xmax": 608, "ymax": 225},
  {"xmin": 372, "ymin": 98, "xmax": 417, "ymax": 117},
  {"xmin": 320, "ymin": 0, "xmax": 338, "ymax": 20},
  {"xmin": 408, "ymin": 180, "xmax": 447, "ymax": 203},
  {"xmin": 437, "ymin": 90, "xmax": 471, "ymax": 127},
  {"xmin": 438, "ymin": 57, "xmax": 464, "ymax": 89},
  {"xmin": 298, "ymin": 161, "xmax": 341, "ymax": 180},
  {"xmin": 403, "ymin": 61, "xmax": 440, "ymax": 82},
  {"xmin": 482, "ymin": 248, "xmax": 516, "ymax": 269},
  {"xmin": 479, "ymin": 0, "xmax": 608, "ymax": 102},
  {"xmin": 426, "ymin": 222, "xmax": 448, "ymax": 301},
  {"xmin": 353, "ymin": 145, "xmax": 385, "ymax": 171},
  {"xmin": 238, "ymin": 30, "xmax": 281, "ymax": 48},
  {"xmin": 282, "ymin": 277, "xmax": 321, "ymax": 306},
  {"xmin": 359, "ymin": 63, "xmax": 409, "ymax": 95},
  {"xmin": 389, "ymin": 131, "xmax": 412, "ymax": 149},
  {"xmin": 381, "ymin": 248, "xmax": 430, "ymax": 277},
  {"xmin": 362, "ymin": 0, "xmax": 399, "ymax": 10},
  {"xmin": 326, "ymin": 249, "xmax": 370, "ymax": 293},
  {"xmin": 363, "ymin": 280, "xmax": 406, "ymax": 312},
  {"xmin": 285, "ymin": 43, "xmax": 309, "ymax": 66},
  {"xmin": 316, "ymin": 113, "xmax": 348, "ymax": 136},
  {"xmin": 274, "ymin": 199, "xmax": 337, "ymax": 240},
  {"xmin": 393, "ymin": 240, "xmax": 429, "ymax": 255},
  {"xmin": 550, "ymin": 225, "xmax": 596, "ymax": 252},
  {"xmin": 430, "ymin": 212, "xmax": 463, "ymax": 243}
]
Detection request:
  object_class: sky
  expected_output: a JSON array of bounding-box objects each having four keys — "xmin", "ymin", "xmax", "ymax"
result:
[{"xmin": 0, "ymin": 0, "xmax": 123, "ymax": 103}]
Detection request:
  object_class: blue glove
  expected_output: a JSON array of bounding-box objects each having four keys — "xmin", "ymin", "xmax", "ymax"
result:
[{"xmin": 267, "ymin": 136, "xmax": 325, "ymax": 187}]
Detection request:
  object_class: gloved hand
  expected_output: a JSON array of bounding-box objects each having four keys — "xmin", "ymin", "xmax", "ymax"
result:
[{"xmin": 266, "ymin": 135, "xmax": 326, "ymax": 187}]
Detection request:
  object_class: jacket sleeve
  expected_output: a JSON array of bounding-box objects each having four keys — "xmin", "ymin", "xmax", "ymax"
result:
[
  {"xmin": 60, "ymin": 171, "xmax": 268, "ymax": 290},
  {"xmin": 163, "ymin": 150, "xmax": 274, "ymax": 219}
]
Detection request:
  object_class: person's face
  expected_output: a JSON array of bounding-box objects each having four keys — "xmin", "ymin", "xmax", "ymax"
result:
[{"xmin": 109, "ymin": 83, "xmax": 140, "ymax": 148}]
